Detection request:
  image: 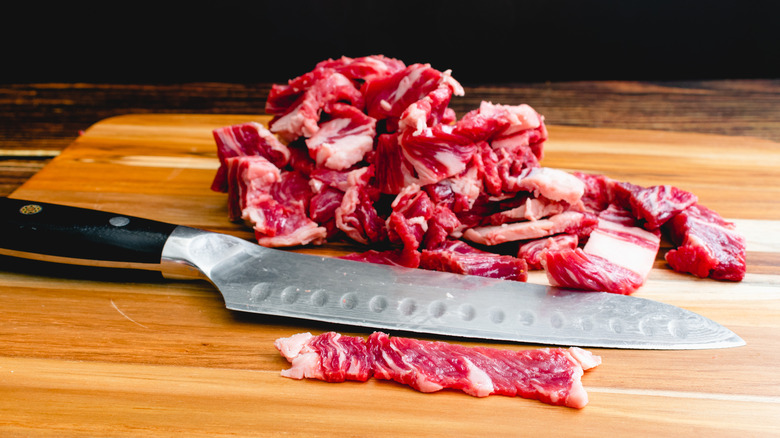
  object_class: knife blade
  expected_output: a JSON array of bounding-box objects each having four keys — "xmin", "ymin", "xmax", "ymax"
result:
[{"xmin": 0, "ymin": 197, "xmax": 745, "ymax": 350}]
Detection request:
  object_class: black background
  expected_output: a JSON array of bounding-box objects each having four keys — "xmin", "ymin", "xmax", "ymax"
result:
[{"xmin": 4, "ymin": 0, "xmax": 778, "ymax": 85}]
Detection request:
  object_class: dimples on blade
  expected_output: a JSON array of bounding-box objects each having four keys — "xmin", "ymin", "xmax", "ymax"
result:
[{"xmin": 192, "ymin": 232, "xmax": 743, "ymax": 349}]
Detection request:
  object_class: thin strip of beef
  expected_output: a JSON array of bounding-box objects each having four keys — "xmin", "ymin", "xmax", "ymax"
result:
[
  {"xmin": 339, "ymin": 248, "xmax": 422, "ymax": 268},
  {"xmin": 275, "ymin": 331, "xmax": 601, "ymax": 409},
  {"xmin": 463, "ymin": 211, "xmax": 598, "ymax": 246},
  {"xmin": 420, "ymin": 239, "xmax": 528, "ymax": 282},
  {"xmin": 367, "ymin": 332, "xmax": 600, "ymax": 409}
]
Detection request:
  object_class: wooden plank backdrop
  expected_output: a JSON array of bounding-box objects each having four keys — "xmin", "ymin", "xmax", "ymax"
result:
[{"xmin": 1, "ymin": 112, "xmax": 779, "ymax": 437}]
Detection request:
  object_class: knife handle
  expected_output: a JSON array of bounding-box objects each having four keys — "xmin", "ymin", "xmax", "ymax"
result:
[{"xmin": 0, "ymin": 197, "xmax": 178, "ymax": 272}]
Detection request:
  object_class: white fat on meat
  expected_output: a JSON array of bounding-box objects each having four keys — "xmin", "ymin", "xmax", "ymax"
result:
[
  {"xmin": 382, "ymin": 65, "xmax": 427, "ymax": 111},
  {"xmin": 334, "ymin": 167, "xmax": 376, "ymax": 245},
  {"xmin": 275, "ymin": 333, "xmax": 323, "ymax": 380},
  {"xmin": 480, "ymin": 102, "xmax": 541, "ymax": 135},
  {"xmin": 513, "ymin": 167, "xmax": 585, "ymax": 205},
  {"xmin": 464, "ymin": 211, "xmax": 590, "ymax": 246},
  {"xmin": 256, "ymin": 221, "xmax": 327, "ymax": 247},
  {"xmin": 213, "ymin": 122, "xmax": 291, "ymax": 167},
  {"xmin": 390, "ymin": 183, "xmax": 423, "ymax": 208},
  {"xmin": 461, "ymin": 357, "xmax": 495, "ymax": 398},
  {"xmin": 440, "ymin": 69, "xmax": 465, "ymax": 96},
  {"xmin": 269, "ymin": 99, "xmax": 321, "ymax": 141},
  {"xmin": 490, "ymin": 197, "xmax": 570, "ymax": 224},
  {"xmin": 306, "ymin": 117, "xmax": 375, "ymax": 170},
  {"xmin": 567, "ymin": 346, "xmax": 602, "ymax": 371},
  {"xmin": 400, "ymin": 133, "xmax": 471, "ymax": 186},
  {"xmin": 559, "ymin": 347, "xmax": 601, "ymax": 409},
  {"xmin": 398, "ymin": 103, "xmax": 429, "ymax": 136},
  {"xmin": 583, "ymin": 218, "xmax": 660, "ymax": 279},
  {"xmin": 440, "ymin": 165, "xmax": 482, "ymax": 209}
]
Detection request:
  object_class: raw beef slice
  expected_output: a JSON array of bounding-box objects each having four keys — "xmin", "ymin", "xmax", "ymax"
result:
[
  {"xmin": 275, "ymin": 331, "xmax": 601, "ymax": 409},
  {"xmin": 664, "ymin": 204, "xmax": 746, "ymax": 281}
]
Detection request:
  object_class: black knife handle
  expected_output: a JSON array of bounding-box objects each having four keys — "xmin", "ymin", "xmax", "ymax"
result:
[{"xmin": 0, "ymin": 197, "xmax": 178, "ymax": 270}]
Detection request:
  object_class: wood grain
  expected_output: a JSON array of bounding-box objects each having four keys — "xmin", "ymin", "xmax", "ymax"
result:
[{"xmin": 2, "ymin": 114, "xmax": 779, "ymax": 437}]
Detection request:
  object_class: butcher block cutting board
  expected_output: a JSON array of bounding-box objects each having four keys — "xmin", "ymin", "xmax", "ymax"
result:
[{"xmin": 2, "ymin": 114, "xmax": 779, "ymax": 437}]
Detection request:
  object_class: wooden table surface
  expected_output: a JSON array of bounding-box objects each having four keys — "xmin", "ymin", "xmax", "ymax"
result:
[{"xmin": 1, "ymin": 80, "xmax": 779, "ymax": 437}]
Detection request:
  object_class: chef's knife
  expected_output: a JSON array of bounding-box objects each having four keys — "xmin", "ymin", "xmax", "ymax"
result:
[{"xmin": 0, "ymin": 197, "xmax": 744, "ymax": 350}]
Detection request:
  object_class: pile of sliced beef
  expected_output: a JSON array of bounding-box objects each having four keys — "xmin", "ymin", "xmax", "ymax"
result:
[{"xmin": 211, "ymin": 55, "xmax": 746, "ymax": 294}]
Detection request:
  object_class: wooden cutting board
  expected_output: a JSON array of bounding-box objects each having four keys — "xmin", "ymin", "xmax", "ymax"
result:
[{"xmin": 2, "ymin": 114, "xmax": 779, "ymax": 437}]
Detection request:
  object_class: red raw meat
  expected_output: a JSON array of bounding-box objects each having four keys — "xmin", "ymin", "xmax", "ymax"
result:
[
  {"xmin": 275, "ymin": 331, "xmax": 601, "ymax": 409},
  {"xmin": 474, "ymin": 141, "xmax": 503, "ymax": 196},
  {"xmin": 572, "ymin": 172, "xmax": 615, "ymax": 214},
  {"xmin": 397, "ymin": 124, "xmax": 477, "ymax": 189},
  {"xmin": 454, "ymin": 102, "xmax": 547, "ymax": 159},
  {"xmin": 255, "ymin": 175, "xmax": 327, "ymax": 248},
  {"xmin": 225, "ymin": 155, "xmax": 281, "ymax": 223},
  {"xmin": 613, "ymin": 182, "xmax": 698, "ymax": 230},
  {"xmin": 266, "ymin": 55, "xmax": 401, "ymax": 116},
  {"xmin": 495, "ymin": 147, "xmax": 542, "ymax": 192},
  {"xmin": 504, "ymin": 167, "xmax": 585, "ymax": 205},
  {"xmin": 369, "ymin": 332, "xmax": 599, "ymax": 408},
  {"xmin": 334, "ymin": 167, "xmax": 387, "ymax": 245},
  {"xmin": 420, "ymin": 239, "xmax": 528, "ymax": 282},
  {"xmin": 268, "ymin": 69, "xmax": 364, "ymax": 142},
  {"xmin": 597, "ymin": 204, "xmax": 640, "ymax": 227},
  {"xmin": 463, "ymin": 211, "xmax": 598, "ymax": 246},
  {"xmin": 545, "ymin": 208, "xmax": 661, "ymax": 293},
  {"xmin": 304, "ymin": 103, "xmax": 377, "ymax": 170},
  {"xmin": 309, "ymin": 185, "xmax": 344, "ymax": 239},
  {"xmin": 485, "ymin": 195, "xmax": 571, "ymax": 225},
  {"xmin": 582, "ymin": 217, "xmax": 661, "ymax": 281},
  {"xmin": 314, "ymin": 55, "xmax": 407, "ymax": 83},
  {"xmin": 339, "ymin": 248, "xmax": 422, "ymax": 268},
  {"xmin": 212, "ymin": 122, "xmax": 291, "ymax": 192},
  {"xmin": 374, "ymin": 125, "xmax": 478, "ymax": 195},
  {"xmin": 225, "ymin": 156, "xmax": 327, "ymax": 247},
  {"xmin": 275, "ymin": 332, "xmax": 373, "ymax": 382},
  {"xmin": 213, "ymin": 54, "xmax": 745, "ymax": 290},
  {"xmin": 422, "ymin": 205, "xmax": 463, "ymax": 249},
  {"xmin": 362, "ymin": 63, "xmax": 464, "ymax": 121},
  {"xmin": 543, "ymin": 248, "xmax": 645, "ymax": 295},
  {"xmin": 398, "ymin": 84, "xmax": 458, "ymax": 135},
  {"xmin": 373, "ymin": 132, "xmax": 414, "ymax": 194},
  {"xmin": 386, "ymin": 185, "xmax": 435, "ymax": 252},
  {"xmin": 422, "ymin": 180, "xmax": 472, "ymax": 214},
  {"xmin": 664, "ymin": 204, "xmax": 746, "ymax": 281},
  {"xmin": 518, "ymin": 234, "xmax": 579, "ymax": 270}
]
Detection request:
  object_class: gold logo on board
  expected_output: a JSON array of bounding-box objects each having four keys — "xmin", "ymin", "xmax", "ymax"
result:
[{"xmin": 19, "ymin": 204, "xmax": 43, "ymax": 215}]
